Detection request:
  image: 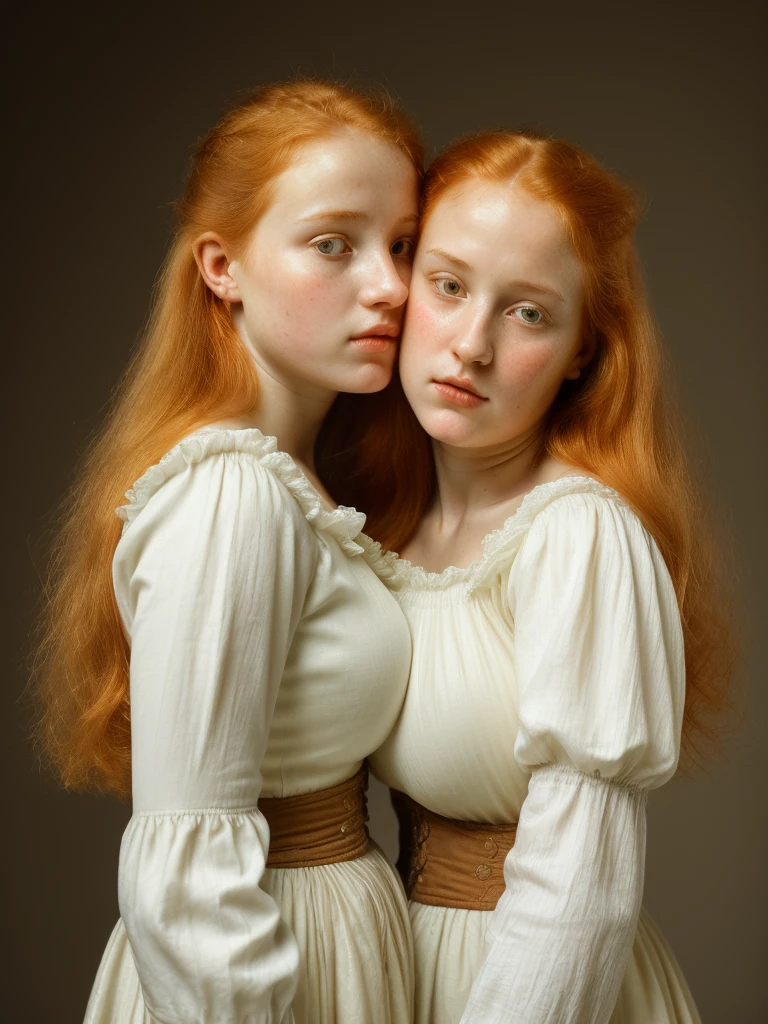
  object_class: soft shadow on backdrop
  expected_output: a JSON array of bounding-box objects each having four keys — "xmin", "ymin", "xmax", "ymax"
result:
[{"xmin": 5, "ymin": 2, "xmax": 765, "ymax": 1021}]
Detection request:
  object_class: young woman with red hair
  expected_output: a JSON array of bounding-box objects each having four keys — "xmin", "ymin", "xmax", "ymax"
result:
[
  {"xmin": 353, "ymin": 131, "xmax": 735, "ymax": 1023},
  {"xmin": 35, "ymin": 81, "xmax": 424, "ymax": 1023}
]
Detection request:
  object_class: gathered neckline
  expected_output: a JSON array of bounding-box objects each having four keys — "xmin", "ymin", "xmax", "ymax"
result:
[
  {"xmin": 115, "ymin": 429, "xmax": 622, "ymax": 591},
  {"xmin": 115, "ymin": 426, "xmax": 399, "ymax": 580},
  {"xmin": 389, "ymin": 475, "xmax": 623, "ymax": 593}
]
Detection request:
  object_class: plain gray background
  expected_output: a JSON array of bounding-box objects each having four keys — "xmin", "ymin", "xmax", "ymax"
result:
[{"xmin": 5, "ymin": 1, "xmax": 765, "ymax": 1020}]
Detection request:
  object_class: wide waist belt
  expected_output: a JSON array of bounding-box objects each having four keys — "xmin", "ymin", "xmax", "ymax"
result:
[
  {"xmin": 392, "ymin": 790, "xmax": 517, "ymax": 911},
  {"xmin": 260, "ymin": 767, "xmax": 369, "ymax": 869}
]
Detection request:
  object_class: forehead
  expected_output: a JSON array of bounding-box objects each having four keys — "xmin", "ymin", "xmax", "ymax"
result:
[
  {"xmin": 422, "ymin": 180, "xmax": 581, "ymax": 289},
  {"xmin": 266, "ymin": 130, "xmax": 418, "ymax": 218}
]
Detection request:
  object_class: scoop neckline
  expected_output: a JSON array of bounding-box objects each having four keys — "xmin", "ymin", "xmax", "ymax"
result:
[{"xmin": 390, "ymin": 474, "xmax": 618, "ymax": 592}]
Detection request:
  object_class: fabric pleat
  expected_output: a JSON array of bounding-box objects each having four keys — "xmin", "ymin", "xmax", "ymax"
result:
[
  {"xmin": 85, "ymin": 845, "xmax": 413, "ymax": 1024},
  {"xmin": 408, "ymin": 905, "xmax": 699, "ymax": 1024}
]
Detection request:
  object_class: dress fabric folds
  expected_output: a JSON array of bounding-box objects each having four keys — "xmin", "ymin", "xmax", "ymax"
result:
[
  {"xmin": 83, "ymin": 427, "xmax": 414, "ymax": 1024},
  {"xmin": 370, "ymin": 476, "xmax": 702, "ymax": 1024}
]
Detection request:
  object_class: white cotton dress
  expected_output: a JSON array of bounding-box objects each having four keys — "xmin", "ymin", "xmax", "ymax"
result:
[
  {"xmin": 370, "ymin": 476, "xmax": 702, "ymax": 1024},
  {"xmin": 83, "ymin": 427, "xmax": 414, "ymax": 1024}
]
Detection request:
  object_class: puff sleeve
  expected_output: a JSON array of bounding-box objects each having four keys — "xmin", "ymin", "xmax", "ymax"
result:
[
  {"xmin": 112, "ymin": 446, "xmax": 318, "ymax": 1024},
  {"xmin": 460, "ymin": 492, "xmax": 685, "ymax": 1024}
]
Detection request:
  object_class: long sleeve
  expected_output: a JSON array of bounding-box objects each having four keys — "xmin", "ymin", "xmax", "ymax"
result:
[
  {"xmin": 461, "ymin": 492, "xmax": 685, "ymax": 1024},
  {"xmin": 112, "ymin": 441, "xmax": 318, "ymax": 1024}
]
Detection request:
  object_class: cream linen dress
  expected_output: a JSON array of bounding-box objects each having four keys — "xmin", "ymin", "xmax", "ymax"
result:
[
  {"xmin": 84, "ymin": 427, "xmax": 414, "ymax": 1024},
  {"xmin": 370, "ymin": 476, "xmax": 702, "ymax": 1024}
]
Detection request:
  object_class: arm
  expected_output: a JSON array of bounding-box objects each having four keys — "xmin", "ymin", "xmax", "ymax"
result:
[
  {"xmin": 462, "ymin": 767, "xmax": 646, "ymax": 1023},
  {"xmin": 461, "ymin": 493, "xmax": 685, "ymax": 1024},
  {"xmin": 114, "ymin": 448, "xmax": 317, "ymax": 1024}
]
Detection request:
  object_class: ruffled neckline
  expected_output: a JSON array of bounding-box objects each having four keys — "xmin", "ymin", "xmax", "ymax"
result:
[
  {"xmin": 389, "ymin": 475, "xmax": 623, "ymax": 593},
  {"xmin": 116, "ymin": 426, "xmax": 395, "ymax": 575}
]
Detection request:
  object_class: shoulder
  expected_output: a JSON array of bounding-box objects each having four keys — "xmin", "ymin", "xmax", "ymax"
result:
[
  {"xmin": 508, "ymin": 479, "xmax": 678, "ymax": 623},
  {"xmin": 525, "ymin": 481, "xmax": 642, "ymax": 546},
  {"xmin": 521, "ymin": 455, "xmax": 627, "ymax": 531},
  {"xmin": 116, "ymin": 427, "xmax": 308, "ymax": 536},
  {"xmin": 111, "ymin": 429, "xmax": 321, "ymax": 625},
  {"xmin": 473, "ymin": 475, "xmax": 630, "ymax": 590},
  {"xmin": 522, "ymin": 483, "xmax": 664, "ymax": 576},
  {"xmin": 515, "ymin": 479, "xmax": 664, "ymax": 576}
]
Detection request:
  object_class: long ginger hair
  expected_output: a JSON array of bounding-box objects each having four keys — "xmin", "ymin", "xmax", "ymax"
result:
[
  {"xmin": 326, "ymin": 130, "xmax": 737, "ymax": 768},
  {"xmin": 34, "ymin": 80, "xmax": 423, "ymax": 798}
]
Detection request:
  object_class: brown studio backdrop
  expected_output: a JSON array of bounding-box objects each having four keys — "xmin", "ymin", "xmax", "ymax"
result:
[{"xmin": 4, "ymin": 2, "xmax": 765, "ymax": 1021}]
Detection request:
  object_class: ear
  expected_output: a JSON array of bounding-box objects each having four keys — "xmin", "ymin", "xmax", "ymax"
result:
[
  {"xmin": 563, "ymin": 331, "xmax": 598, "ymax": 380},
  {"xmin": 192, "ymin": 232, "xmax": 241, "ymax": 302}
]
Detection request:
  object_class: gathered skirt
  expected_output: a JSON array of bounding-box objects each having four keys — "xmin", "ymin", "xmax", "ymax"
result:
[
  {"xmin": 410, "ymin": 903, "xmax": 700, "ymax": 1024},
  {"xmin": 84, "ymin": 843, "xmax": 414, "ymax": 1024}
]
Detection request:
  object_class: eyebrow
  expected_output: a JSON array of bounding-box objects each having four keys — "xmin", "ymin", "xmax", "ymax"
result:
[
  {"xmin": 425, "ymin": 247, "xmax": 472, "ymax": 272},
  {"xmin": 425, "ymin": 247, "xmax": 565, "ymax": 302},
  {"xmin": 298, "ymin": 209, "xmax": 369, "ymax": 223},
  {"xmin": 297, "ymin": 210, "xmax": 419, "ymax": 226},
  {"xmin": 514, "ymin": 280, "xmax": 565, "ymax": 303}
]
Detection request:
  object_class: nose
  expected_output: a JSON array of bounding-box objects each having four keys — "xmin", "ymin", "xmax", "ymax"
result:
[
  {"xmin": 452, "ymin": 308, "xmax": 493, "ymax": 366},
  {"xmin": 357, "ymin": 249, "xmax": 409, "ymax": 309}
]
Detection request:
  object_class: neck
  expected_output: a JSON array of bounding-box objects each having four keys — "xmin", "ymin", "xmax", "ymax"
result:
[
  {"xmin": 431, "ymin": 422, "xmax": 546, "ymax": 528},
  {"xmin": 231, "ymin": 314, "xmax": 336, "ymax": 469},
  {"xmin": 248, "ymin": 368, "xmax": 335, "ymax": 469}
]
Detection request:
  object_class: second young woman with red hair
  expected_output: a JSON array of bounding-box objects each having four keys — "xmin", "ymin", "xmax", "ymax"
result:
[{"xmin": 346, "ymin": 131, "xmax": 735, "ymax": 1022}]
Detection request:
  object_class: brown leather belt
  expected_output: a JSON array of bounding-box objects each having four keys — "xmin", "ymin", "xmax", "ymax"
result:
[
  {"xmin": 392, "ymin": 790, "xmax": 517, "ymax": 911},
  {"xmin": 260, "ymin": 767, "xmax": 369, "ymax": 869}
]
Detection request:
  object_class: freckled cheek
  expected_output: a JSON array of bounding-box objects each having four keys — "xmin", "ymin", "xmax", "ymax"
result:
[
  {"xmin": 259, "ymin": 270, "xmax": 350, "ymax": 348},
  {"xmin": 402, "ymin": 299, "xmax": 449, "ymax": 358},
  {"xmin": 498, "ymin": 345, "xmax": 560, "ymax": 393}
]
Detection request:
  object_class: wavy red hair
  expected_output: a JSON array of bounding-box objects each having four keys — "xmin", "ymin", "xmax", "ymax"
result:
[
  {"xmin": 326, "ymin": 130, "xmax": 738, "ymax": 768},
  {"xmin": 34, "ymin": 80, "xmax": 423, "ymax": 797}
]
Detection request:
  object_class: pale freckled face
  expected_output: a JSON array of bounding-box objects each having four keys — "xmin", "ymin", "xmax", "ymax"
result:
[
  {"xmin": 228, "ymin": 130, "xmax": 420, "ymax": 399},
  {"xmin": 399, "ymin": 180, "xmax": 589, "ymax": 448}
]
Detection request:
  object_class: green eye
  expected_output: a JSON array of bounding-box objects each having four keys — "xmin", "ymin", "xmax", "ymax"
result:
[
  {"xmin": 316, "ymin": 238, "xmax": 347, "ymax": 255},
  {"xmin": 516, "ymin": 306, "xmax": 543, "ymax": 324},
  {"xmin": 436, "ymin": 278, "xmax": 462, "ymax": 297}
]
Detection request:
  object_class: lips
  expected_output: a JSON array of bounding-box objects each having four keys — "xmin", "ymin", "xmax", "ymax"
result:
[
  {"xmin": 432, "ymin": 376, "xmax": 488, "ymax": 409},
  {"xmin": 436, "ymin": 376, "xmax": 485, "ymax": 398},
  {"xmin": 350, "ymin": 323, "xmax": 400, "ymax": 340},
  {"xmin": 349, "ymin": 324, "xmax": 400, "ymax": 354}
]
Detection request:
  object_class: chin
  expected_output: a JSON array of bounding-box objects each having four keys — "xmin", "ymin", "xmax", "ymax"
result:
[
  {"xmin": 339, "ymin": 360, "xmax": 395, "ymax": 395},
  {"xmin": 417, "ymin": 407, "xmax": 486, "ymax": 446}
]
